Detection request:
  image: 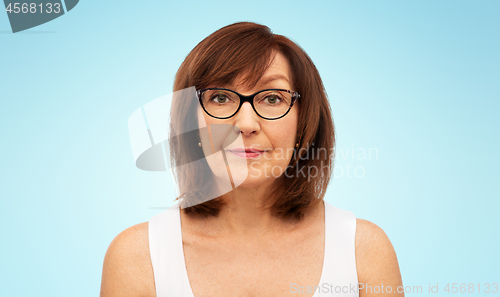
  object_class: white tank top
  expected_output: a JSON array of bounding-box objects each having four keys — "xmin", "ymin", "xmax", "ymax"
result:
[{"xmin": 148, "ymin": 200, "xmax": 359, "ymax": 296}]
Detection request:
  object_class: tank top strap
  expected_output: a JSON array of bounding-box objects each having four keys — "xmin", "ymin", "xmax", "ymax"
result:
[
  {"xmin": 320, "ymin": 201, "xmax": 359, "ymax": 296},
  {"xmin": 148, "ymin": 205, "xmax": 193, "ymax": 297}
]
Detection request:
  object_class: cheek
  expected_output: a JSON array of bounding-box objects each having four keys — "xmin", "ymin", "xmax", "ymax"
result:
[
  {"xmin": 277, "ymin": 110, "xmax": 298, "ymax": 145},
  {"xmin": 267, "ymin": 114, "xmax": 298, "ymax": 160},
  {"xmin": 197, "ymin": 106, "xmax": 209, "ymax": 129}
]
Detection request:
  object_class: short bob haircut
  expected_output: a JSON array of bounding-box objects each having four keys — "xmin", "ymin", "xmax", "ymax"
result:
[{"xmin": 170, "ymin": 22, "xmax": 335, "ymax": 221}]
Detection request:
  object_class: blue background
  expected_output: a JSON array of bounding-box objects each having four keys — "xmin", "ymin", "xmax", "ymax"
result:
[{"xmin": 1, "ymin": 0, "xmax": 498, "ymax": 295}]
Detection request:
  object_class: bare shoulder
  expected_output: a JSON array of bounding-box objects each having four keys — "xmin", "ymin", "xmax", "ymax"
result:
[
  {"xmin": 355, "ymin": 218, "xmax": 404, "ymax": 296},
  {"xmin": 100, "ymin": 222, "xmax": 156, "ymax": 297}
]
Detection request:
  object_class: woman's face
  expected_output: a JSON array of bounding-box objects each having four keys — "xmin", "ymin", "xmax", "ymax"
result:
[{"xmin": 197, "ymin": 51, "xmax": 299, "ymax": 190}]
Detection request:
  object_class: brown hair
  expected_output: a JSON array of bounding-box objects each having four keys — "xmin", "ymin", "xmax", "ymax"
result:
[{"xmin": 170, "ymin": 22, "xmax": 335, "ymax": 220}]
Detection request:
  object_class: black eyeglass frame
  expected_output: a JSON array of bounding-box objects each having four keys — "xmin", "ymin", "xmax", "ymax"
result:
[{"xmin": 196, "ymin": 88, "xmax": 300, "ymax": 120}]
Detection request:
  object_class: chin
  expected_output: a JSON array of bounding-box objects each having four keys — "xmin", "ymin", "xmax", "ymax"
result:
[{"xmin": 235, "ymin": 172, "xmax": 276, "ymax": 189}]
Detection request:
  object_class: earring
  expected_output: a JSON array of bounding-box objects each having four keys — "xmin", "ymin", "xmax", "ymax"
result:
[
  {"xmin": 295, "ymin": 143, "xmax": 299, "ymax": 148},
  {"xmin": 198, "ymin": 142, "xmax": 202, "ymax": 147}
]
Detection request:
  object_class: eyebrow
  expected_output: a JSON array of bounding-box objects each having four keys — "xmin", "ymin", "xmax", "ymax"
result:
[{"xmin": 257, "ymin": 74, "xmax": 290, "ymax": 86}]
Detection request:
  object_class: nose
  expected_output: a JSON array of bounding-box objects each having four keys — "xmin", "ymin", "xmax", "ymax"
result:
[{"xmin": 233, "ymin": 102, "xmax": 260, "ymax": 136}]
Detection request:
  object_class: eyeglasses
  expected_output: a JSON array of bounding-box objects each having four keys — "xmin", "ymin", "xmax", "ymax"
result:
[{"xmin": 196, "ymin": 88, "xmax": 300, "ymax": 120}]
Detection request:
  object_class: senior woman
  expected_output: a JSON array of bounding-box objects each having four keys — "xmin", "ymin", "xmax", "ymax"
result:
[{"xmin": 100, "ymin": 22, "xmax": 403, "ymax": 297}]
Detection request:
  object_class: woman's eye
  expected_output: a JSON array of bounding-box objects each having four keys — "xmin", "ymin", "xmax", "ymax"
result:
[
  {"xmin": 263, "ymin": 95, "xmax": 281, "ymax": 104},
  {"xmin": 211, "ymin": 95, "xmax": 230, "ymax": 104}
]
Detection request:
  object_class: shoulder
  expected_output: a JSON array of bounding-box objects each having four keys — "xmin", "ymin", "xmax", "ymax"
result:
[
  {"xmin": 355, "ymin": 218, "xmax": 394, "ymax": 257},
  {"xmin": 355, "ymin": 218, "xmax": 404, "ymax": 296},
  {"xmin": 100, "ymin": 222, "xmax": 156, "ymax": 297}
]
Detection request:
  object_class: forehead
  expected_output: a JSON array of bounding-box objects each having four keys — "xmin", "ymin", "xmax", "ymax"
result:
[{"xmin": 232, "ymin": 52, "xmax": 293, "ymax": 90}]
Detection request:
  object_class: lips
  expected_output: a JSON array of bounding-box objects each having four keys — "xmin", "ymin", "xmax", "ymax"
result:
[{"xmin": 227, "ymin": 147, "xmax": 265, "ymax": 159}]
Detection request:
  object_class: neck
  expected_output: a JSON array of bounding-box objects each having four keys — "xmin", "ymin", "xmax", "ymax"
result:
[
  {"xmin": 202, "ymin": 185, "xmax": 323, "ymax": 239},
  {"xmin": 217, "ymin": 184, "xmax": 279, "ymax": 236}
]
